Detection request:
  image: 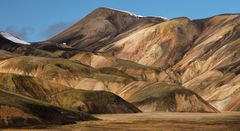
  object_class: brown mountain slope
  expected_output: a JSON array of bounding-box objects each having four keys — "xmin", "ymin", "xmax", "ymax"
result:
[
  {"xmin": 70, "ymin": 52, "xmax": 160, "ymax": 81},
  {"xmin": 0, "ymin": 50, "xmax": 216, "ymax": 113},
  {"xmin": 2, "ymin": 8, "xmax": 239, "ymax": 113},
  {"xmin": 36, "ymin": 7, "xmax": 166, "ymax": 51},
  {"xmin": 100, "ymin": 17, "xmax": 200, "ymax": 67},
  {"xmin": 48, "ymin": 9, "xmax": 240, "ymax": 111},
  {"xmin": 157, "ymin": 14, "xmax": 240, "ymax": 110},
  {"xmin": 0, "ymin": 53, "xmax": 141, "ymax": 114}
]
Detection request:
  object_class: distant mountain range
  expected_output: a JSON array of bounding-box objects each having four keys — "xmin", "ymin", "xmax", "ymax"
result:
[{"xmin": 0, "ymin": 8, "xmax": 239, "ymax": 128}]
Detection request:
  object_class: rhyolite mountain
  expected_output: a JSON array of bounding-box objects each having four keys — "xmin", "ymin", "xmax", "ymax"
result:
[
  {"xmin": 38, "ymin": 8, "xmax": 239, "ymax": 112},
  {"xmin": 0, "ymin": 7, "xmax": 239, "ymax": 127},
  {"xmin": 36, "ymin": 8, "xmax": 166, "ymax": 52}
]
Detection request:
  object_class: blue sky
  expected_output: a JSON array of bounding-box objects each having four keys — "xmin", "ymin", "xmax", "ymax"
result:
[{"xmin": 0, "ymin": 0, "xmax": 239, "ymax": 42}]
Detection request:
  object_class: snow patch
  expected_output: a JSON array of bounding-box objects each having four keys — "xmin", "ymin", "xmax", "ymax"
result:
[
  {"xmin": 0, "ymin": 32, "xmax": 30, "ymax": 45},
  {"xmin": 149, "ymin": 16, "xmax": 169, "ymax": 20},
  {"xmin": 107, "ymin": 8, "xmax": 168, "ymax": 20},
  {"xmin": 107, "ymin": 8, "xmax": 144, "ymax": 17}
]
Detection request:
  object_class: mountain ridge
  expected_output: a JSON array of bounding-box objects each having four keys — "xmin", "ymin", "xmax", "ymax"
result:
[{"xmin": 0, "ymin": 7, "xmax": 239, "ymax": 128}]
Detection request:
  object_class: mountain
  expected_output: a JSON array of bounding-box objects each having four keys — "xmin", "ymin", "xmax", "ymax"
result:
[
  {"xmin": 38, "ymin": 8, "xmax": 239, "ymax": 112},
  {"xmin": 0, "ymin": 53, "xmax": 141, "ymax": 113},
  {"xmin": 0, "ymin": 32, "xmax": 30, "ymax": 45},
  {"xmin": 0, "ymin": 7, "xmax": 240, "ymax": 128},
  {"xmin": 0, "ymin": 32, "xmax": 57, "ymax": 57},
  {"xmin": 0, "ymin": 49, "xmax": 217, "ymax": 115},
  {"xmin": 36, "ymin": 7, "xmax": 166, "ymax": 52}
]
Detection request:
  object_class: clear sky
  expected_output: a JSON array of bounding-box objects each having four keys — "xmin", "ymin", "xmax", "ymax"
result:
[{"xmin": 0, "ymin": 0, "xmax": 239, "ymax": 42}]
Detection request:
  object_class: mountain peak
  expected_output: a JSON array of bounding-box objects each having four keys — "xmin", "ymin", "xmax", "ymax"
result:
[
  {"xmin": 92, "ymin": 7, "xmax": 168, "ymax": 20},
  {"xmin": 95, "ymin": 7, "xmax": 144, "ymax": 17},
  {"xmin": 0, "ymin": 32, "xmax": 30, "ymax": 45}
]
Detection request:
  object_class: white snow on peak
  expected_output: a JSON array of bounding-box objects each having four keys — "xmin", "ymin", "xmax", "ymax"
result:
[
  {"xmin": 107, "ymin": 8, "xmax": 168, "ymax": 20},
  {"xmin": 107, "ymin": 8, "xmax": 144, "ymax": 17},
  {"xmin": 0, "ymin": 32, "xmax": 30, "ymax": 45},
  {"xmin": 150, "ymin": 16, "xmax": 169, "ymax": 20}
]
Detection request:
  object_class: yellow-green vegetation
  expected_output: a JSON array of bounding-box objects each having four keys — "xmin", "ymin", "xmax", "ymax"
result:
[
  {"xmin": 14, "ymin": 46, "xmax": 58, "ymax": 58},
  {"xmin": 126, "ymin": 82, "xmax": 218, "ymax": 112},
  {"xmin": 0, "ymin": 50, "xmax": 17, "ymax": 60},
  {"xmin": 17, "ymin": 58, "xmax": 38, "ymax": 74},
  {"xmin": 0, "ymin": 73, "xmax": 16, "ymax": 92},
  {"xmin": 0, "ymin": 73, "xmax": 49, "ymax": 101},
  {"xmin": 99, "ymin": 67, "xmax": 136, "ymax": 80},
  {"xmin": 51, "ymin": 89, "xmax": 141, "ymax": 114},
  {"xmin": 1, "ymin": 56, "xmax": 135, "ymax": 83},
  {"xmin": 98, "ymin": 67, "xmax": 137, "ymax": 84},
  {"xmin": 127, "ymin": 82, "xmax": 181, "ymax": 103},
  {"xmin": 156, "ymin": 17, "xmax": 191, "ymax": 33},
  {"xmin": 0, "ymin": 89, "xmax": 96, "ymax": 128},
  {"xmin": 116, "ymin": 59, "xmax": 157, "ymax": 70}
]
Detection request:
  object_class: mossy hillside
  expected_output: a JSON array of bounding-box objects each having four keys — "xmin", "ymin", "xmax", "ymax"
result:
[
  {"xmin": 51, "ymin": 89, "xmax": 141, "ymax": 114},
  {"xmin": 132, "ymin": 88, "xmax": 219, "ymax": 112},
  {"xmin": 98, "ymin": 67, "xmax": 136, "ymax": 79},
  {"xmin": 0, "ymin": 50, "xmax": 17, "ymax": 60},
  {"xmin": 132, "ymin": 89, "xmax": 189, "ymax": 112},
  {"xmin": 1, "ymin": 56, "xmax": 135, "ymax": 83},
  {"xmin": 127, "ymin": 82, "xmax": 182, "ymax": 103},
  {"xmin": 0, "ymin": 73, "xmax": 50, "ymax": 101},
  {"xmin": 155, "ymin": 18, "xmax": 192, "ymax": 34},
  {"xmin": 97, "ymin": 67, "xmax": 137, "ymax": 84},
  {"xmin": 4, "ymin": 56, "xmax": 94, "ymax": 76},
  {"xmin": 0, "ymin": 89, "xmax": 96, "ymax": 126},
  {"xmin": 13, "ymin": 46, "xmax": 58, "ymax": 58},
  {"xmin": 116, "ymin": 59, "xmax": 157, "ymax": 70},
  {"xmin": 0, "ymin": 73, "xmax": 16, "ymax": 92}
]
